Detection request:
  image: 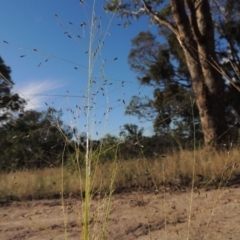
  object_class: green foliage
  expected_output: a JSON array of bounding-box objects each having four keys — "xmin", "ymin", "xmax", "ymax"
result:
[
  {"xmin": 0, "ymin": 58, "xmax": 73, "ymax": 171},
  {"xmin": 127, "ymin": 30, "xmax": 200, "ymax": 141},
  {"xmin": 119, "ymin": 123, "xmax": 143, "ymax": 140},
  {"xmin": 157, "ymin": 3, "xmax": 171, "ymax": 19},
  {"xmin": 113, "ymin": 2, "xmax": 240, "ymax": 146},
  {"xmin": 0, "ymin": 56, "xmax": 25, "ymax": 122},
  {"xmin": 0, "ymin": 108, "xmax": 72, "ymax": 171},
  {"xmin": 99, "ymin": 134, "xmax": 120, "ymax": 162},
  {"xmin": 104, "ymin": 0, "xmax": 240, "ymax": 148}
]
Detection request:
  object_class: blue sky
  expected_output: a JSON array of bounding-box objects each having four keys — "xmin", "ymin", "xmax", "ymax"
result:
[{"xmin": 0, "ymin": 0, "xmax": 159, "ymax": 139}]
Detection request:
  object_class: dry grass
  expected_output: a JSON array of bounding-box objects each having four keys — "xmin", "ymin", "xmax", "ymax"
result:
[
  {"xmin": 0, "ymin": 148, "xmax": 240, "ymax": 201},
  {"xmin": 0, "ymin": 168, "xmax": 81, "ymax": 200}
]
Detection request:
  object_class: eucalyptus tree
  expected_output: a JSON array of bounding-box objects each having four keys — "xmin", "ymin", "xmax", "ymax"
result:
[
  {"xmin": 126, "ymin": 31, "xmax": 201, "ymax": 142},
  {"xmin": 104, "ymin": 0, "xmax": 240, "ymax": 150}
]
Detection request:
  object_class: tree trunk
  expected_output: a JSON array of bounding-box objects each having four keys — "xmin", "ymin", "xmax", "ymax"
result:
[
  {"xmin": 107, "ymin": 0, "xmax": 230, "ymax": 149},
  {"xmin": 170, "ymin": 0, "xmax": 228, "ymax": 149}
]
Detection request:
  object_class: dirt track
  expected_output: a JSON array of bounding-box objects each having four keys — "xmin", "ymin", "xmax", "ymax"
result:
[{"xmin": 1, "ymin": 186, "xmax": 240, "ymax": 240}]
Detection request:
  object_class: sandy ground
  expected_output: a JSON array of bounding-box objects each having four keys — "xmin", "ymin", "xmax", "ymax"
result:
[{"xmin": 1, "ymin": 186, "xmax": 240, "ymax": 240}]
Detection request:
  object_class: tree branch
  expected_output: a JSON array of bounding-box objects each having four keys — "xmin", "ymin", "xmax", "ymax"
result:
[
  {"xmin": 131, "ymin": 7, "xmax": 145, "ymax": 15},
  {"xmin": 142, "ymin": 0, "xmax": 179, "ymax": 36},
  {"xmin": 184, "ymin": 0, "xmax": 202, "ymax": 42},
  {"xmin": 169, "ymin": 0, "xmax": 192, "ymax": 39},
  {"xmin": 169, "ymin": 0, "xmax": 200, "ymax": 63}
]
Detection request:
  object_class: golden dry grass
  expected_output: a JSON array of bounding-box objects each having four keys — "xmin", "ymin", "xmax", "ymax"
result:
[{"xmin": 0, "ymin": 148, "xmax": 240, "ymax": 200}]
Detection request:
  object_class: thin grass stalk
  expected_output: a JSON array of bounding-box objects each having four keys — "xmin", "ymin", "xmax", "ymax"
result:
[
  {"xmin": 162, "ymin": 162, "xmax": 167, "ymax": 240},
  {"xmin": 186, "ymin": 97, "xmax": 196, "ymax": 240},
  {"xmin": 60, "ymin": 142, "xmax": 68, "ymax": 240},
  {"xmin": 203, "ymin": 151, "xmax": 234, "ymax": 239},
  {"xmin": 157, "ymin": 112, "xmax": 183, "ymax": 152},
  {"xmin": 100, "ymin": 159, "xmax": 118, "ymax": 240},
  {"xmin": 83, "ymin": 1, "xmax": 96, "ymax": 239}
]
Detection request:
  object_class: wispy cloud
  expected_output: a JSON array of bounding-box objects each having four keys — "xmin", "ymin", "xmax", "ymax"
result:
[{"xmin": 15, "ymin": 80, "xmax": 64, "ymax": 110}]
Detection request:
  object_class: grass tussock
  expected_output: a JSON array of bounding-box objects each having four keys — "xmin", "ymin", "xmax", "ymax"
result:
[{"xmin": 0, "ymin": 148, "xmax": 240, "ymax": 201}]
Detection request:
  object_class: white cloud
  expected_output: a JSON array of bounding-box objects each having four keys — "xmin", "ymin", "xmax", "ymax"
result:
[{"xmin": 15, "ymin": 80, "xmax": 63, "ymax": 110}]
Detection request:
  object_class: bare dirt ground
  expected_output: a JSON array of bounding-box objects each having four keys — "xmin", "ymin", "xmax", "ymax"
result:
[{"xmin": 1, "ymin": 186, "xmax": 240, "ymax": 240}]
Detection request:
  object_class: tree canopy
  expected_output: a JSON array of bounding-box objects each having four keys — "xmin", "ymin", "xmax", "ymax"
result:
[
  {"xmin": 0, "ymin": 108, "xmax": 73, "ymax": 171},
  {"xmin": 0, "ymin": 56, "xmax": 25, "ymax": 122},
  {"xmin": 104, "ymin": 0, "xmax": 240, "ymax": 149}
]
